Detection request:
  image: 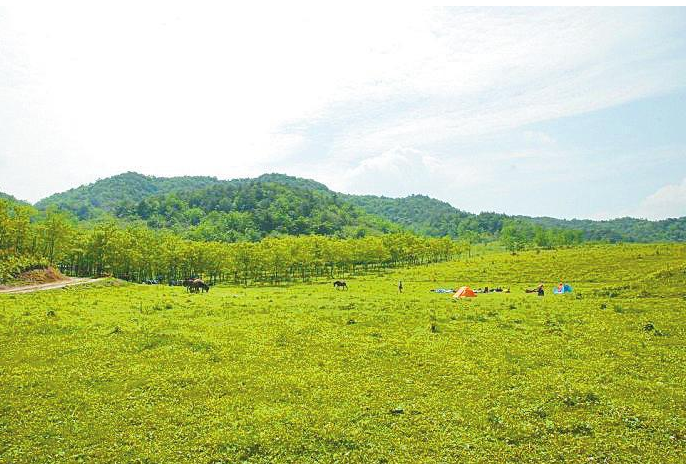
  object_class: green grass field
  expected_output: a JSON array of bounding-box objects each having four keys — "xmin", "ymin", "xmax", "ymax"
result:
[{"xmin": 1, "ymin": 244, "xmax": 686, "ymax": 463}]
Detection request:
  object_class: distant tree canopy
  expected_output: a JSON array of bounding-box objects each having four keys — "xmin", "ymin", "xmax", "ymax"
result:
[
  {"xmin": 344, "ymin": 192, "xmax": 686, "ymax": 243},
  {"xmin": 29, "ymin": 172, "xmax": 686, "ymax": 244},
  {"xmin": 35, "ymin": 172, "xmax": 222, "ymax": 220},
  {"xmin": 500, "ymin": 219, "xmax": 584, "ymax": 253},
  {"xmin": 110, "ymin": 181, "xmax": 400, "ymax": 241},
  {"xmin": 0, "ymin": 192, "xmax": 28, "ymax": 205},
  {"xmin": 522, "ymin": 216, "xmax": 686, "ymax": 243}
]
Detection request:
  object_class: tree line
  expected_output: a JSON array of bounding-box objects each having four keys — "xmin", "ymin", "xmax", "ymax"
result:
[
  {"xmin": 0, "ymin": 199, "xmax": 459, "ymax": 284},
  {"xmin": 499, "ymin": 220, "xmax": 584, "ymax": 253},
  {"xmin": 0, "ymin": 197, "xmax": 590, "ymax": 284}
]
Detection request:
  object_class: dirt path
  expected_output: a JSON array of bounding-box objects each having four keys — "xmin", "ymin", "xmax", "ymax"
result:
[{"xmin": 0, "ymin": 278, "xmax": 101, "ymax": 294}]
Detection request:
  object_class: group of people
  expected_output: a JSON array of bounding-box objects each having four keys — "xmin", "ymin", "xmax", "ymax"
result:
[
  {"xmin": 474, "ymin": 286, "xmax": 510, "ymax": 294},
  {"xmin": 524, "ymin": 282, "xmax": 571, "ymax": 296},
  {"xmin": 428, "ymin": 282, "xmax": 570, "ymax": 297},
  {"xmin": 429, "ymin": 286, "xmax": 511, "ymax": 294}
]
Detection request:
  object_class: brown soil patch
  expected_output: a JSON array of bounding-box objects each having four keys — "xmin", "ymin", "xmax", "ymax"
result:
[{"xmin": 16, "ymin": 267, "xmax": 66, "ymax": 285}]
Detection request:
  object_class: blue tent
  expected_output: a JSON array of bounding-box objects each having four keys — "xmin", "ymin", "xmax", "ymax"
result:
[{"xmin": 553, "ymin": 284, "xmax": 573, "ymax": 294}]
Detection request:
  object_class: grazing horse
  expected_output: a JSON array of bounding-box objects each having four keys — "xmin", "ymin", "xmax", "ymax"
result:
[
  {"xmin": 189, "ymin": 279, "xmax": 210, "ymax": 293},
  {"xmin": 333, "ymin": 280, "xmax": 348, "ymax": 290},
  {"xmin": 183, "ymin": 278, "xmax": 197, "ymax": 292}
]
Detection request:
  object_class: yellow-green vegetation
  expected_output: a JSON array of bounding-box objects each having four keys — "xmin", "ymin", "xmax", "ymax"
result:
[{"xmin": 1, "ymin": 244, "xmax": 685, "ymax": 463}]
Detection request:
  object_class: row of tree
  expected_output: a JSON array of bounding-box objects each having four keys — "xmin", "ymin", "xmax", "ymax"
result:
[
  {"xmin": 1, "ymin": 198, "xmax": 589, "ymax": 284},
  {"xmin": 500, "ymin": 220, "xmax": 584, "ymax": 253},
  {"xmin": 0, "ymin": 199, "xmax": 460, "ymax": 284}
]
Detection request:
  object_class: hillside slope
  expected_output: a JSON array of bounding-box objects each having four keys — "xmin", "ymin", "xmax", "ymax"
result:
[
  {"xmin": 113, "ymin": 179, "xmax": 399, "ymax": 241},
  {"xmin": 0, "ymin": 192, "xmax": 28, "ymax": 205},
  {"xmin": 32, "ymin": 171, "xmax": 686, "ymax": 243},
  {"xmin": 35, "ymin": 172, "xmax": 222, "ymax": 219},
  {"xmin": 341, "ymin": 194, "xmax": 516, "ymax": 239},
  {"xmin": 522, "ymin": 215, "xmax": 686, "ymax": 242}
]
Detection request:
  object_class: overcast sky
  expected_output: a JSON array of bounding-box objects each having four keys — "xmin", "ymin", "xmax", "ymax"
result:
[{"xmin": 1, "ymin": 5, "xmax": 685, "ymax": 219}]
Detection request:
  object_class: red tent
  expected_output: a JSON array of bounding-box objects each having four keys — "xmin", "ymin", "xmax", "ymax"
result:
[{"xmin": 453, "ymin": 286, "xmax": 477, "ymax": 298}]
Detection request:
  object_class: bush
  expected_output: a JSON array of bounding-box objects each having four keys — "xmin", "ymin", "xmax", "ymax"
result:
[{"xmin": 0, "ymin": 253, "xmax": 50, "ymax": 283}]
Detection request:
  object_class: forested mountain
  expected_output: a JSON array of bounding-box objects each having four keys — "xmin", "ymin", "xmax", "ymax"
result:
[
  {"xmin": 25, "ymin": 171, "xmax": 686, "ymax": 243},
  {"xmin": 112, "ymin": 180, "xmax": 398, "ymax": 241},
  {"xmin": 344, "ymin": 194, "xmax": 468, "ymax": 233},
  {"xmin": 343, "ymin": 191, "xmax": 686, "ymax": 243},
  {"xmin": 35, "ymin": 172, "xmax": 222, "ymax": 219},
  {"xmin": 522, "ymin": 216, "xmax": 686, "ymax": 242},
  {"xmin": 254, "ymin": 173, "xmax": 331, "ymax": 192},
  {"xmin": 343, "ymin": 194, "xmax": 497, "ymax": 238},
  {"xmin": 0, "ymin": 192, "xmax": 27, "ymax": 205}
]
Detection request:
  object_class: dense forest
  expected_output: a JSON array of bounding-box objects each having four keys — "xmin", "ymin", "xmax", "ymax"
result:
[
  {"xmin": 31, "ymin": 172, "xmax": 686, "ymax": 243},
  {"xmin": 0, "ymin": 192, "xmax": 26, "ymax": 205},
  {"xmin": 344, "ymin": 192, "xmax": 686, "ymax": 243},
  {"xmin": 111, "ymin": 181, "xmax": 399, "ymax": 241},
  {"xmin": 344, "ymin": 194, "xmax": 503, "ymax": 239},
  {"xmin": 35, "ymin": 172, "xmax": 222, "ymax": 220},
  {"xmin": 31, "ymin": 171, "xmax": 655, "ymax": 242},
  {"xmin": 522, "ymin": 215, "xmax": 686, "ymax": 243}
]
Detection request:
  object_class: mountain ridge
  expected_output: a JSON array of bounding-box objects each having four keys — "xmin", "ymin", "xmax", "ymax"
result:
[
  {"xmin": 31, "ymin": 171, "xmax": 686, "ymax": 242},
  {"xmin": 34, "ymin": 172, "xmax": 222, "ymax": 218},
  {"xmin": 0, "ymin": 192, "xmax": 25, "ymax": 204}
]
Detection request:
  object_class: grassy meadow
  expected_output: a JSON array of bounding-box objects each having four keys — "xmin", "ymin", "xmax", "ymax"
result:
[{"xmin": 1, "ymin": 244, "xmax": 686, "ymax": 463}]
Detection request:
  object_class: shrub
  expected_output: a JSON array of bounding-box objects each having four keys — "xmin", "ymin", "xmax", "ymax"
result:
[{"xmin": 0, "ymin": 254, "xmax": 50, "ymax": 283}]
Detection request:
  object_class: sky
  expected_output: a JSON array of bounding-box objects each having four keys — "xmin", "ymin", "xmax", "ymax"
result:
[{"xmin": 1, "ymin": 4, "xmax": 685, "ymax": 220}]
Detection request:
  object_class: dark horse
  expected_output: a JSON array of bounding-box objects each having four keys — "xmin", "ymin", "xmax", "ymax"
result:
[
  {"xmin": 333, "ymin": 280, "xmax": 348, "ymax": 290},
  {"xmin": 183, "ymin": 278, "xmax": 196, "ymax": 292},
  {"xmin": 188, "ymin": 279, "xmax": 210, "ymax": 293}
]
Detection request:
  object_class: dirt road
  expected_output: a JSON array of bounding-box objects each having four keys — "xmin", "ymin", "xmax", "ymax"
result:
[{"xmin": 0, "ymin": 278, "xmax": 101, "ymax": 294}]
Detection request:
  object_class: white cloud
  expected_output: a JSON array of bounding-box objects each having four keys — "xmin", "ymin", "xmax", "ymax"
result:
[
  {"xmin": 632, "ymin": 178, "xmax": 686, "ymax": 220},
  {"xmin": 323, "ymin": 146, "xmax": 482, "ymax": 199},
  {"xmin": 287, "ymin": 7, "xmax": 686, "ymax": 165}
]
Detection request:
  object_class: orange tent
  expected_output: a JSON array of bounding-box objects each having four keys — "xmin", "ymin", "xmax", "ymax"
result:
[{"xmin": 453, "ymin": 286, "xmax": 477, "ymax": 298}]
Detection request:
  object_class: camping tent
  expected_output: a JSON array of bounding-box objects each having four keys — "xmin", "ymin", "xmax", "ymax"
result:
[
  {"xmin": 553, "ymin": 284, "xmax": 573, "ymax": 294},
  {"xmin": 453, "ymin": 286, "xmax": 477, "ymax": 298}
]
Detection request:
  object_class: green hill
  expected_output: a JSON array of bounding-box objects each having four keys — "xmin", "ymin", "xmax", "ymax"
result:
[
  {"xmin": 344, "ymin": 194, "xmax": 468, "ymax": 232},
  {"xmin": 0, "ymin": 192, "xmax": 28, "ymax": 205},
  {"xmin": 342, "ymin": 194, "xmax": 507, "ymax": 238},
  {"xmin": 521, "ymin": 216, "xmax": 686, "ymax": 243},
  {"xmin": 113, "ymin": 179, "xmax": 399, "ymax": 241},
  {"xmin": 257, "ymin": 176, "xmax": 686, "ymax": 243},
  {"xmin": 35, "ymin": 172, "xmax": 221, "ymax": 219},
  {"xmin": 32, "ymin": 171, "xmax": 686, "ymax": 243},
  {"xmin": 255, "ymin": 173, "xmax": 331, "ymax": 192}
]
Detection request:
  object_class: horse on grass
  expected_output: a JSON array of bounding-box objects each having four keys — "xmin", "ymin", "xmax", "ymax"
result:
[
  {"xmin": 188, "ymin": 279, "xmax": 210, "ymax": 293},
  {"xmin": 184, "ymin": 278, "xmax": 209, "ymax": 293},
  {"xmin": 333, "ymin": 280, "xmax": 348, "ymax": 290}
]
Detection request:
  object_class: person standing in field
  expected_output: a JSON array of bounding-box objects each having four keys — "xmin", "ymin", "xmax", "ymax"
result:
[{"xmin": 398, "ymin": 281, "xmax": 403, "ymax": 293}]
